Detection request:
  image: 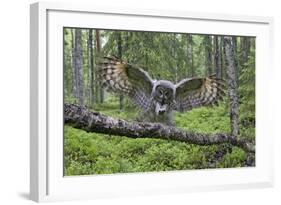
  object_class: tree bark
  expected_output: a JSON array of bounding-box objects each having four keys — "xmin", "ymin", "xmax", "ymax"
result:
[
  {"xmin": 186, "ymin": 34, "xmax": 194, "ymax": 77},
  {"xmin": 232, "ymin": 37, "xmax": 239, "ymax": 78},
  {"xmin": 224, "ymin": 36, "xmax": 239, "ymax": 138},
  {"xmin": 72, "ymin": 29, "xmax": 83, "ymax": 105},
  {"xmin": 64, "ymin": 103, "xmax": 255, "ymax": 153},
  {"xmin": 214, "ymin": 36, "xmax": 222, "ymax": 78},
  {"xmin": 95, "ymin": 30, "xmax": 104, "ymax": 103},
  {"xmin": 204, "ymin": 36, "xmax": 213, "ymax": 75},
  {"xmin": 88, "ymin": 29, "xmax": 95, "ymax": 106},
  {"xmin": 172, "ymin": 34, "xmax": 179, "ymax": 83},
  {"xmin": 117, "ymin": 32, "xmax": 125, "ymax": 111},
  {"xmin": 63, "ymin": 29, "xmax": 71, "ymax": 97},
  {"xmin": 71, "ymin": 29, "xmax": 77, "ymax": 98},
  {"xmin": 220, "ymin": 36, "xmax": 225, "ymax": 79}
]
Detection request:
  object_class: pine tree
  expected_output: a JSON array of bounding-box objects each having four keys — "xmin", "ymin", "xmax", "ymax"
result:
[
  {"xmin": 72, "ymin": 28, "xmax": 84, "ymax": 105},
  {"xmin": 224, "ymin": 36, "xmax": 239, "ymax": 138}
]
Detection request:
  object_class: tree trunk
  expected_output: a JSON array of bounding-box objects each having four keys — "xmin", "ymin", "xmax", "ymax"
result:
[
  {"xmin": 232, "ymin": 37, "xmax": 239, "ymax": 78},
  {"xmin": 88, "ymin": 29, "xmax": 95, "ymax": 107},
  {"xmin": 240, "ymin": 37, "xmax": 251, "ymax": 70},
  {"xmin": 214, "ymin": 36, "xmax": 222, "ymax": 78},
  {"xmin": 224, "ymin": 36, "xmax": 239, "ymax": 138},
  {"xmin": 173, "ymin": 34, "xmax": 179, "ymax": 83},
  {"xmin": 63, "ymin": 29, "xmax": 71, "ymax": 97},
  {"xmin": 186, "ymin": 34, "xmax": 194, "ymax": 77},
  {"xmin": 64, "ymin": 103, "xmax": 255, "ymax": 153},
  {"xmin": 72, "ymin": 29, "xmax": 83, "ymax": 105},
  {"xmin": 71, "ymin": 29, "xmax": 77, "ymax": 99},
  {"xmin": 95, "ymin": 30, "xmax": 104, "ymax": 103},
  {"xmin": 204, "ymin": 36, "xmax": 213, "ymax": 75},
  {"xmin": 117, "ymin": 32, "xmax": 125, "ymax": 111},
  {"xmin": 220, "ymin": 36, "xmax": 225, "ymax": 79}
]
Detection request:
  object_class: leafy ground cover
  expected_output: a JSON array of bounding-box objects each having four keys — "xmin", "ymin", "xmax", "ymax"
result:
[{"xmin": 64, "ymin": 97, "xmax": 254, "ymax": 176}]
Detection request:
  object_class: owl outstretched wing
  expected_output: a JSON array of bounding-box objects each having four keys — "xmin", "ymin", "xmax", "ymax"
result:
[
  {"xmin": 174, "ymin": 75, "xmax": 226, "ymax": 112},
  {"xmin": 99, "ymin": 56, "xmax": 154, "ymax": 111}
]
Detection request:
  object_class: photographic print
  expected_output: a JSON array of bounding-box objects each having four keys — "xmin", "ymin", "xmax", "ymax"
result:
[{"xmin": 63, "ymin": 28, "xmax": 255, "ymax": 176}]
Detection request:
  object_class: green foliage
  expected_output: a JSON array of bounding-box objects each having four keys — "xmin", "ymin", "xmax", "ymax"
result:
[
  {"xmin": 238, "ymin": 49, "xmax": 255, "ymax": 141},
  {"xmin": 102, "ymin": 31, "xmax": 208, "ymax": 82},
  {"xmin": 94, "ymin": 95, "xmax": 140, "ymax": 120},
  {"xmin": 218, "ymin": 147, "xmax": 247, "ymax": 168},
  {"xmin": 64, "ymin": 98, "xmax": 253, "ymax": 176},
  {"xmin": 175, "ymin": 103, "xmax": 230, "ymax": 134}
]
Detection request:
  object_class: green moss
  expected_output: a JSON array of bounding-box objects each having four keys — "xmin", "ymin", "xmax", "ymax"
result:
[{"xmin": 64, "ymin": 98, "xmax": 255, "ymax": 176}]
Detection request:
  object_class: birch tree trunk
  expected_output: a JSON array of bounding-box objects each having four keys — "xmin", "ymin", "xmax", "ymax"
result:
[{"xmin": 224, "ymin": 36, "xmax": 239, "ymax": 138}]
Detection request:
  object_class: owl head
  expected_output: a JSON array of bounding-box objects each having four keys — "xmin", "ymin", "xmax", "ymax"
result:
[{"xmin": 151, "ymin": 80, "xmax": 176, "ymax": 115}]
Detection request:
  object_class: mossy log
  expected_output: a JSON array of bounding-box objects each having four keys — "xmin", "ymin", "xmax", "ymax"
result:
[{"xmin": 64, "ymin": 103, "xmax": 255, "ymax": 153}]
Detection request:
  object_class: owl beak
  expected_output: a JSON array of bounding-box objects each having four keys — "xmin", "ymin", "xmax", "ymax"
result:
[{"xmin": 155, "ymin": 102, "xmax": 167, "ymax": 115}]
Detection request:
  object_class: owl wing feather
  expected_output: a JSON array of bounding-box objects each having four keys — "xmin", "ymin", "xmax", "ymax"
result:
[
  {"xmin": 99, "ymin": 56, "xmax": 154, "ymax": 111},
  {"xmin": 174, "ymin": 75, "xmax": 226, "ymax": 112}
]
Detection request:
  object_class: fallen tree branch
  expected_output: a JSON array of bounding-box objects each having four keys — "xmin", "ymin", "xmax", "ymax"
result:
[{"xmin": 64, "ymin": 103, "xmax": 255, "ymax": 153}]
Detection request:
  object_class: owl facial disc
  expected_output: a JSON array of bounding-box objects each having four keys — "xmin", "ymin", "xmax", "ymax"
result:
[{"xmin": 155, "ymin": 103, "xmax": 167, "ymax": 115}]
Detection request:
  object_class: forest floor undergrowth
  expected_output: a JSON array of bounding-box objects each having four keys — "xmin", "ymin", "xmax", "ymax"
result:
[{"xmin": 64, "ymin": 96, "xmax": 255, "ymax": 176}]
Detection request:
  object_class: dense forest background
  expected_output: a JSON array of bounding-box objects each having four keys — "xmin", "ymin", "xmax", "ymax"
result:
[{"xmin": 63, "ymin": 28, "xmax": 255, "ymax": 175}]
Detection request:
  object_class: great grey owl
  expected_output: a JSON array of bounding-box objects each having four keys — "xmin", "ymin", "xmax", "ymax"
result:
[{"xmin": 99, "ymin": 56, "xmax": 226, "ymax": 126}]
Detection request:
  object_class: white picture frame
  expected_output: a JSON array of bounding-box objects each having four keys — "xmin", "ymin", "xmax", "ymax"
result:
[{"xmin": 30, "ymin": 2, "xmax": 274, "ymax": 202}]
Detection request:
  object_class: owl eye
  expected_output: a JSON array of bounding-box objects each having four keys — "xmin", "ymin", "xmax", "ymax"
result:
[{"xmin": 157, "ymin": 88, "xmax": 163, "ymax": 95}]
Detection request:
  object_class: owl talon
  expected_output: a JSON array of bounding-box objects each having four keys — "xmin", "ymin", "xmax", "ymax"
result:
[
  {"xmin": 159, "ymin": 110, "xmax": 165, "ymax": 115},
  {"xmin": 155, "ymin": 103, "xmax": 167, "ymax": 115}
]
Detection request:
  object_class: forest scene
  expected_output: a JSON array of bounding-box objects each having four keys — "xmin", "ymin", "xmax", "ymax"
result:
[{"xmin": 63, "ymin": 27, "xmax": 255, "ymax": 176}]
